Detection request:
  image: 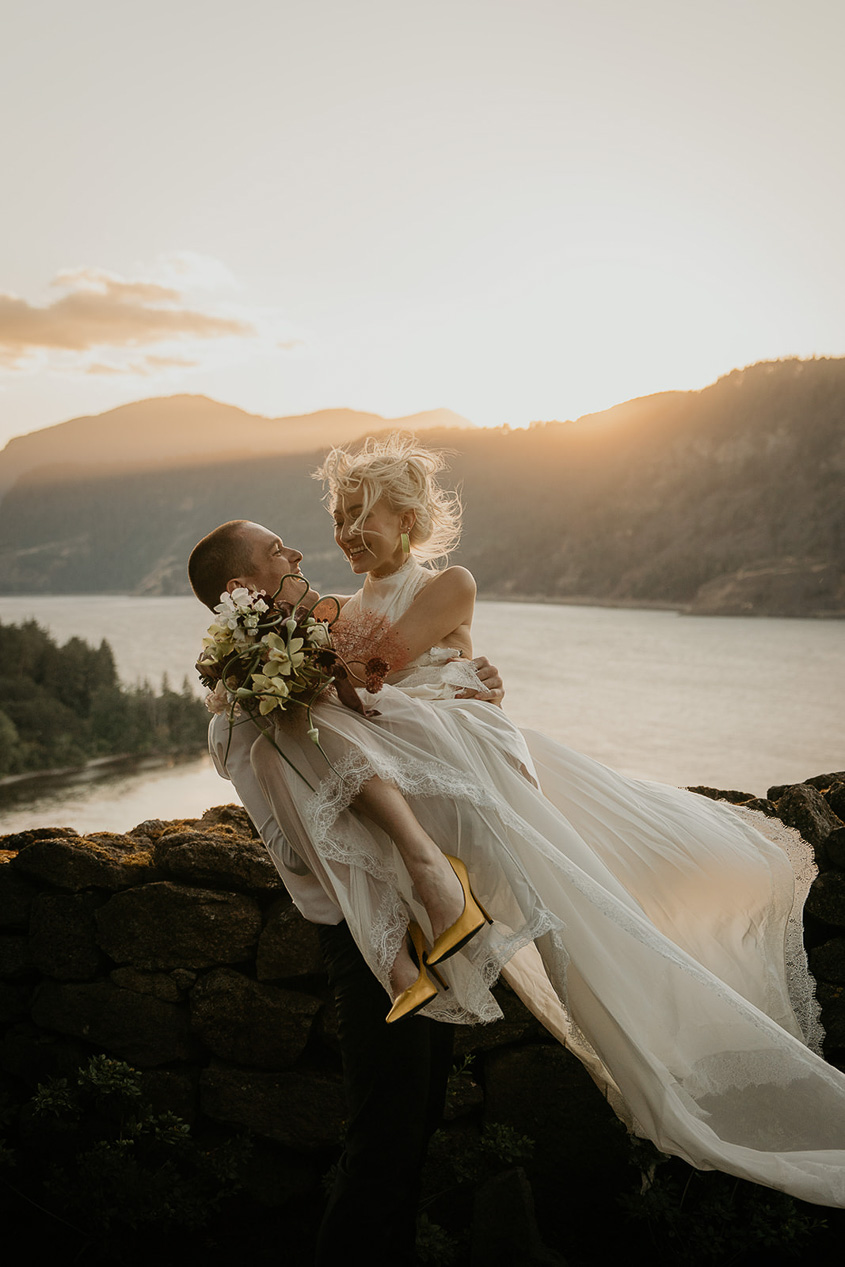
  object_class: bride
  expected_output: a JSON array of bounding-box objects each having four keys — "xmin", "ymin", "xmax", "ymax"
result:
[{"xmin": 203, "ymin": 433, "xmax": 845, "ymax": 1208}]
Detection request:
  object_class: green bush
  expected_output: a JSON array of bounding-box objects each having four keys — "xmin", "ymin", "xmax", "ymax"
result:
[
  {"xmin": 619, "ymin": 1136, "xmax": 826, "ymax": 1265},
  {"xmin": 8, "ymin": 1055, "xmax": 250, "ymax": 1243}
]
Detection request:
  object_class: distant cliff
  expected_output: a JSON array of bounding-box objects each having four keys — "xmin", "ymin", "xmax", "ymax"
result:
[{"xmin": 0, "ymin": 358, "xmax": 843, "ymax": 616}]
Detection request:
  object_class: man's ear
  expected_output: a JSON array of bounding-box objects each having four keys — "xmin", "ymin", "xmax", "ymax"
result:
[{"xmin": 226, "ymin": 577, "xmax": 248, "ymax": 594}]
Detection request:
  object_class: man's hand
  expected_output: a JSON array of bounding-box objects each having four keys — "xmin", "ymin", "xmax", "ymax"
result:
[{"xmin": 456, "ymin": 655, "xmax": 505, "ymax": 707}]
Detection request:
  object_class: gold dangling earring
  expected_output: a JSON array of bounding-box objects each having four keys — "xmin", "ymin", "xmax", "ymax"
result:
[{"xmin": 400, "ymin": 531, "xmax": 410, "ymax": 555}]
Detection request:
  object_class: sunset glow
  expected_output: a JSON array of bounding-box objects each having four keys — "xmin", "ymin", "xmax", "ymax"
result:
[{"xmin": 1, "ymin": 0, "xmax": 843, "ymax": 446}]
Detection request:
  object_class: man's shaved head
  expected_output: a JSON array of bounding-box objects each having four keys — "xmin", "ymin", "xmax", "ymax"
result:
[{"xmin": 188, "ymin": 520, "xmax": 256, "ymax": 610}]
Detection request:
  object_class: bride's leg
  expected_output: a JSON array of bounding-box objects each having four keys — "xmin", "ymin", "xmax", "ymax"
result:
[
  {"xmin": 390, "ymin": 936, "xmax": 421, "ymax": 994},
  {"xmin": 352, "ymin": 775, "xmax": 466, "ymax": 945}
]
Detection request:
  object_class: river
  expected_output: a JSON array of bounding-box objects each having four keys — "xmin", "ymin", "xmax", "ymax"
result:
[{"xmin": 0, "ymin": 595, "xmax": 841, "ymax": 834}]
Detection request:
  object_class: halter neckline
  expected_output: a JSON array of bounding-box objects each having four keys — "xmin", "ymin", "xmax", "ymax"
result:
[
  {"xmin": 356, "ymin": 556, "xmax": 432, "ymax": 618},
  {"xmin": 363, "ymin": 554, "xmax": 423, "ymax": 595}
]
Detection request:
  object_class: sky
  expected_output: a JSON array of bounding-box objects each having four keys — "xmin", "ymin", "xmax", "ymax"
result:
[{"xmin": 1, "ymin": 0, "xmax": 844, "ymax": 450}]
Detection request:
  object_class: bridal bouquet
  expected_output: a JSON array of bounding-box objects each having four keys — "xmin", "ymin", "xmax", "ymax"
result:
[{"xmin": 195, "ymin": 575, "xmax": 403, "ymax": 782}]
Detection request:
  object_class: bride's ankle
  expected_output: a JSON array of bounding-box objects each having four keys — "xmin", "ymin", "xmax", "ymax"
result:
[{"xmin": 390, "ymin": 942, "xmax": 419, "ymax": 995}]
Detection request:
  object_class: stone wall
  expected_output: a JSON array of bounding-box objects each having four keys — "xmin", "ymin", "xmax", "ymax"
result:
[{"xmin": 1, "ymin": 773, "xmax": 844, "ymax": 1218}]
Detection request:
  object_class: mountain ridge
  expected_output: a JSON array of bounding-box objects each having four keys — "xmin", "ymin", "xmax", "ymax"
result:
[
  {"xmin": 0, "ymin": 397, "xmax": 475, "ymax": 496},
  {"xmin": 0, "ymin": 357, "xmax": 842, "ymax": 616}
]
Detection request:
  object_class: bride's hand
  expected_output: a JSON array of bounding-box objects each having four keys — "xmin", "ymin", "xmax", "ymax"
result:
[{"xmin": 456, "ymin": 656, "xmax": 504, "ymax": 707}]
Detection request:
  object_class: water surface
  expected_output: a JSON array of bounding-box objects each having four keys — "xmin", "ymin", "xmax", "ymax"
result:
[{"xmin": 1, "ymin": 595, "xmax": 841, "ymax": 834}]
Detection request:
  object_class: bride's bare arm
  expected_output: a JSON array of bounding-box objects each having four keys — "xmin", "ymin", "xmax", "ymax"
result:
[
  {"xmin": 391, "ymin": 566, "xmax": 476, "ymax": 662},
  {"xmin": 393, "ymin": 567, "xmax": 504, "ymax": 705}
]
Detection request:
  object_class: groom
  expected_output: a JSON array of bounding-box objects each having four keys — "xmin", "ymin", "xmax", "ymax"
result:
[{"xmin": 188, "ymin": 519, "xmax": 505, "ymax": 1267}]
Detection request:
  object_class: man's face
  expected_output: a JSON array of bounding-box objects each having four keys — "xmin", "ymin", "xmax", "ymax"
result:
[{"xmin": 231, "ymin": 523, "xmax": 320, "ymax": 607}]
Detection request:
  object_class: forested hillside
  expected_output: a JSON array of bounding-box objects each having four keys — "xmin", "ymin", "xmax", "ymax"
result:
[
  {"xmin": 0, "ymin": 358, "xmax": 842, "ymax": 616},
  {"xmin": 0, "ymin": 621, "xmax": 208, "ymax": 776}
]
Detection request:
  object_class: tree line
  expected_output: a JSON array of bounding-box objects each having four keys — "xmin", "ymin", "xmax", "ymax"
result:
[{"xmin": 0, "ymin": 619, "xmax": 209, "ymax": 777}]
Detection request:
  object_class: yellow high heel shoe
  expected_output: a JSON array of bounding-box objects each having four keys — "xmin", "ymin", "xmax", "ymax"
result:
[
  {"xmin": 425, "ymin": 855, "xmax": 492, "ymax": 968},
  {"xmin": 386, "ymin": 921, "xmax": 448, "ymax": 1024}
]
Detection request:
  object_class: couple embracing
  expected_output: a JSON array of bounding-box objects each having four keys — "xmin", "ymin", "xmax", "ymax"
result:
[{"xmin": 189, "ymin": 432, "xmax": 845, "ymax": 1261}]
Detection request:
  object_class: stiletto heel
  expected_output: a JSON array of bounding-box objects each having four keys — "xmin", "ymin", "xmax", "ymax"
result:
[
  {"xmin": 386, "ymin": 921, "xmax": 447, "ymax": 1024},
  {"xmin": 425, "ymin": 855, "xmax": 492, "ymax": 967}
]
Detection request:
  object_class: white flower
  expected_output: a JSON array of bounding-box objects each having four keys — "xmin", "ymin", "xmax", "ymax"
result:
[
  {"xmin": 306, "ymin": 621, "xmax": 332, "ymax": 647},
  {"xmin": 211, "ymin": 588, "xmax": 268, "ymax": 640},
  {"xmin": 205, "ymin": 681, "xmax": 231, "ymax": 714}
]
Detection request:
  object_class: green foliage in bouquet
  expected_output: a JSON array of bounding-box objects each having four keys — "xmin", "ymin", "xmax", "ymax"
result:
[{"xmin": 196, "ymin": 573, "xmax": 399, "ymax": 787}]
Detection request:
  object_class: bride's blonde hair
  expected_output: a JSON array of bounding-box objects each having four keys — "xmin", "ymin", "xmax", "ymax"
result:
[{"xmin": 314, "ymin": 432, "xmax": 462, "ymax": 566}]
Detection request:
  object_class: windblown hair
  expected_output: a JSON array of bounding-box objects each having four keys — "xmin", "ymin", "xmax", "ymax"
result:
[
  {"xmin": 188, "ymin": 520, "xmax": 256, "ymax": 611},
  {"xmin": 314, "ymin": 432, "xmax": 462, "ymax": 566}
]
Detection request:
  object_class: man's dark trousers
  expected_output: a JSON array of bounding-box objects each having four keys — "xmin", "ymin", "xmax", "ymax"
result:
[{"xmin": 315, "ymin": 921, "xmax": 454, "ymax": 1266}]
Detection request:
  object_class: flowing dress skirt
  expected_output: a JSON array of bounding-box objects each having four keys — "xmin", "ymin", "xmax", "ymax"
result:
[{"xmin": 249, "ymin": 685, "xmax": 845, "ymax": 1207}]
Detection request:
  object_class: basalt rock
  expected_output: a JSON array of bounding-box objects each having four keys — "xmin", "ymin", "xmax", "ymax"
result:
[
  {"xmin": 741, "ymin": 797, "xmax": 779, "ymax": 816},
  {"xmin": 771, "ymin": 785, "xmax": 843, "ymax": 849},
  {"xmin": 3, "ymin": 790, "xmax": 845, "ymax": 1254},
  {"xmin": 0, "ymin": 981, "xmax": 27, "ymax": 1024},
  {"xmin": 808, "ymin": 938, "xmax": 845, "ymax": 986},
  {"xmin": 256, "ymin": 901, "xmax": 325, "ymax": 980},
  {"xmin": 686, "ymin": 788, "xmax": 776, "ymax": 816},
  {"xmin": 190, "ymin": 967, "xmax": 322, "ymax": 1068},
  {"xmin": 483, "ymin": 1044, "xmax": 629, "ymax": 1184},
  {"xmin": 814, "ymin": 982, "xmax": 845, "ymax": 1052},
  {"xmin": 806, "ymin": 772, "xmax": 845, "ymax": 793},
  {"xmin": 471, "ymin": 1166, "xmax": 568, "ymax": 1267},
  {"xmin": 0, "ymin": 826, "xmax": 81, "ymax": 851},
  {"xmin": 805, "ymin": 871, "xmax": 845, "ymax": 929},
  {"xmin": 824, "ymin": 827, "xmax": 845, "ymax": 871},
  {"xmin": 95, "ymin": 881, "xmax": 262, "ymax": 970},
  {"xmin": 28, "ymin": 891, "xmax": 105, "ymax": 980},
  {"xmin": 454, "ymin": 984, "xmax": 548, "ymax": 1057},
  {"xmin": 687, "ymin": 786, "xmax": 757, "ymax": 804},
  {"xmin": 199, "ymin": 803, "xmax": 259, "ymax": 836},
  {"xmin": 110, "ymin": 965, "xmax": 196, "ymax": 1003},
  {"xmin": 30, "ymin": 978, "xmax": 192, "ymax": 1066},
  {"xmin": 826, "ymin": 781, "xmax": 845, "ymax": 823},
  {"xmin": 0, "ymin": 869, "xmax": 41, "ymax": 930},
  {"xmin": 0, "ymin": 934, "xmax": 31, "ymax": 981},
  {"xmin": 768, "ymin": 772, "xmax": 845, "ymax": 801},
  {"xmin": 154, "ymin": 828, "xmax": 283, "ymax": 893},
  {"xmin": 199, "ymin": 1063, "xmax": 346, "ymax": 1150},
  {"xmin": 10, "ymin": 832, "xmax": 159, "ymax": 891}
]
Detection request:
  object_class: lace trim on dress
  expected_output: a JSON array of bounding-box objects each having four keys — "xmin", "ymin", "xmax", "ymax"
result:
[
  {"xmin": 304, "ymin": 746, "xmax": 564, "ymax": 1024},
  {"xmin": 304, "ymin": 739, "xmax": 834, "ymax": 1056},
  {"xmin": 307, "ymin": 747, "xmax": 814, "ymax": 1070}
]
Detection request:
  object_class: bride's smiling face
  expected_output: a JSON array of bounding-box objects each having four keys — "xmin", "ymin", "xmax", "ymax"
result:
[{"xmin": 333, "ymin": 493, "xmax": 414, "ymax": 579}]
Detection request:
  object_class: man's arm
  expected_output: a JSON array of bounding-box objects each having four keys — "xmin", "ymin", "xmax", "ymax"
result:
[
  {"xmin": 208, "ymin": 714, "xmax": 343, "ymax": 924},
  {"xmin": 456, "ymin": 655, "xmax": 505, "ymax": 706}
]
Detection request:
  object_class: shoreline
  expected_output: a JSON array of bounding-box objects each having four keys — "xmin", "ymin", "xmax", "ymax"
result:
[
  {"xmin": 2, "ymin": 589, "xmax": 843, "ymax": 619},
  {"xmin": 477, "ymin": 590, "xmax": 845, "ymax": 619},
  {"xmin": 0, "ymin": 747, "xmax": 207, "ymax": 796}
]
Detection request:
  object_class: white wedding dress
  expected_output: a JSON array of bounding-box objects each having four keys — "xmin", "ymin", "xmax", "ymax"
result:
[{"xmin": 249, "ymin": 558, "xmax": 845, "ymax": 1207}]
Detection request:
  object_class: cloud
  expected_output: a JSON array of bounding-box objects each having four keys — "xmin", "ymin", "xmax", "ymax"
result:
[
  {"xmin": 84, "ymin": 353, "xmax": 201, "ymax": 377},
  {"xmin": 143, "ymin": 354, "xmax": 201, "ymax": 370},
  {"xmin": 0, "ymin": 266, "xmax": 255, "ymax": 369},
  {"xmin": 159, "ymin": 251, "xmax": 240, "ymax": 291},
  {"xmin": 84, "ymin": 363, "xmax": 133, "ymax": 377}
]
